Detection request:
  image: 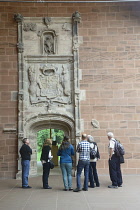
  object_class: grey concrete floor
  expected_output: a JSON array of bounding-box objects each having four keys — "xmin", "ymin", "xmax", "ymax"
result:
[{"xmin": 0, "ymin": 167, "xmax": 140, "ymax": 210}]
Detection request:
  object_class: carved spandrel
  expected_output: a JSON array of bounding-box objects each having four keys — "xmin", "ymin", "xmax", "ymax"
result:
[
  {"xmin": 28, "ymin": 64, "xmax": 71, "ymax": 105},
  {"xmin": 62, "ymin": 23, "xmax": 71, "ymax": 31},
  {"xmin": 23, "ymin": 23, "xmax": 37, "ymax": 32}
]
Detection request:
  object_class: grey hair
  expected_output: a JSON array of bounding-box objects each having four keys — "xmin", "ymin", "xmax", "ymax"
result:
[
  {"xmin": 87, "ymin": 135, "xmax": 94, "ymax": 143},
  {"xmin": 107, "ymin": 132, "xmax": 114, "ymax": 138}
]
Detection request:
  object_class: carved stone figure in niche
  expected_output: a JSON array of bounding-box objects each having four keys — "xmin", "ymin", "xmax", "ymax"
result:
[
  {"xmin": 44, "ymin": 34, "xmax": 54, "ymax": 54},
  {"xmin": 62, "ymin": 65, "xmax": 70, "ymax": 97},
  {"xmin": 28, "ymin": 66, "xmax": 36, "ymax": 99}
]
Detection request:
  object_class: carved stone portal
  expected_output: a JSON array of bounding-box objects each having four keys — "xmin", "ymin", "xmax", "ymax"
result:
[{"xmin": 15, "ymin": 12, "xmax": 82, "ymax": 178}]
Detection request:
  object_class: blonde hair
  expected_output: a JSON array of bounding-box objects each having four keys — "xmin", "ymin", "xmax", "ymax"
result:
[{"xmin": 43, "ymin": 139, "xmax": 52, "ymax": 147}]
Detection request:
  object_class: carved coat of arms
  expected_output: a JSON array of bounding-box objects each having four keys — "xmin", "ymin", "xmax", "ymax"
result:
[{"xmin": 28, "ymin": 64, "xmax": 71, "ymax": 105}]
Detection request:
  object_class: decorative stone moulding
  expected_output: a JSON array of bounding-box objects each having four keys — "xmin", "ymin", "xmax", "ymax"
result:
[
  {"xmin": 91, "ymin": 119, "xmax": 100, "ymax": 129},
  {"xmin": 3, "ymin": 128, "xmax": 17, "ymax": 133}
]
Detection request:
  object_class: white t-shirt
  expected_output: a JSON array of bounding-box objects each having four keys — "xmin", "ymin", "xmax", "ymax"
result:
[{"xmin": 108, "ymin": 138, "xmax": 115, "ymax": 155}]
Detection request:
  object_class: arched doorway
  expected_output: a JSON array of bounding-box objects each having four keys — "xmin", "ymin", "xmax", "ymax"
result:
[{"xmin": 17, "ymin": 114, "xmax": 77, "ymax": 178}]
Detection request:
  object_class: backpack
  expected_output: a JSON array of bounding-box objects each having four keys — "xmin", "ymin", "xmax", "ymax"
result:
[
  {"xmin": 113, "ymin": 139, "xmax": 125, "ymax": 157},
  {"xmin": 90, "ymin": 143, "xmax": 97, "ymax": 159}
]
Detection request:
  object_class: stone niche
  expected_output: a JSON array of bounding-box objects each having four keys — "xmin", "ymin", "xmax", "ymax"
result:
[{"xmin": 14, "ymin": 12, "xmax": 82, "ymax": 178}]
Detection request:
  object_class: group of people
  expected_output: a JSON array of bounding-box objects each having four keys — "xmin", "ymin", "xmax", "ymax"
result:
[{"xmin": 19, "ymin": 132, "xmax": 123, "ymax": 191}]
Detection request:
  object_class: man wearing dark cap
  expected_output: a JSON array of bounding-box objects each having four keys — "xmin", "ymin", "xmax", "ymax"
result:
[
  {"xmin": 20, "ymin": 138, "xmax": 32, "ymax": 188},
  {"xmin": 73, "ymin": 134, "xmax": 90, "ymax": 192}
]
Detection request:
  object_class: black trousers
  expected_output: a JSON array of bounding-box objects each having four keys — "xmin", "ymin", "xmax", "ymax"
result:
[
  {"xmin": 109, "ymin": 154, "xmax": 122, "ymax": 186},
  {"xmin": 89, "ymin": 162, "xmax": 100, "ymax": 187},
  {"xmin": 42, "ymin": 162, "xmax": 51, "ymax": 188}
]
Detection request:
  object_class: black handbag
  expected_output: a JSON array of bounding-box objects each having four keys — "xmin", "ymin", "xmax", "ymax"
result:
[{"xmin": 49, "ymin": 160, "xmax": 54, "ymax": 169}]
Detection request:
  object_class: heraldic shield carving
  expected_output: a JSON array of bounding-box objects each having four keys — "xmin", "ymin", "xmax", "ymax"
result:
[
  {"xmin": 39, "ymin": 65, "xmax": 59, "ymax": 98},
  {"xmin": 28, "ymin": 64, "xmax": 71, "ymax": 105}
]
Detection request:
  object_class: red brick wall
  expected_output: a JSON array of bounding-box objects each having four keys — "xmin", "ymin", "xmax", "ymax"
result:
[{"xmin": 0, "ymin": 1, "xmax": 140, "ymax": 178}]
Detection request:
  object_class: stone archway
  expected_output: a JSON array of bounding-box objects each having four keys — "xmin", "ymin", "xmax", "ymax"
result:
[
  {"xmin": 17, "ymin": 114, "xmax": 75, "ymax": 178},
  {"xmin": 14, "ymin": 12, "xmax": 83, "ymax": 179}
]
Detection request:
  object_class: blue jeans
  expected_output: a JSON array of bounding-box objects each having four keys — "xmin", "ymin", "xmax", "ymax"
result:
[
  {"xmin": 60, "ymin": 163, "xmax": 72, "ymax": 189},
  {"xmin": 21, "ymin": 160, "xmax": 30, "ymax": 187},
  {"xmin": 76, "ymin": 160, "xmax": 90, "ymax": 190}
]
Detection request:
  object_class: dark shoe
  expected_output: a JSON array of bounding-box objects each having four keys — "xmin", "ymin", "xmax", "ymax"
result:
[
  {"xmin": 44, "ymin": 186, "xmax": 52, "ymax": 189},
  {"xmin": 22, "ymin": 186, "xmax": 32, "ymax": 189},
  {"xmin": 69, "ymin": 188, "xmax": 73, "ymax": 191},
  {"xmin": 118, "ymin": 185, "xmax": 122, "ymax": 187},
  {"xmin": 73, "ymin": 188, "xmax": 81, "ymax": 192},
  {"xmin": 89, "ymin": 185, "xmax": 95, "ymax": 188},
  {"xmin": 82, "ymin": 188, "xmax": 88, "ymax": 191},
  {"xmin": 96, "ymin": 184, "xmax": 100, "ymax": 187},
  {"xmin": 108, "ymin": 185, "xmax": 118, "ymax": 189},
  {"xmin": 63, "ymin": 189, "xmax": 69, "ymax": 191}
]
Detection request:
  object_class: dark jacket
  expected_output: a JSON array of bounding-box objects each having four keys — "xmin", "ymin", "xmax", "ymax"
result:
[
  {"xmin": 41, "ymin": 145, "xmax": 51, "ymax": 162},
  {"xmin": 20, "ymin": 144, "xmax": 32, "ymax": 160}
]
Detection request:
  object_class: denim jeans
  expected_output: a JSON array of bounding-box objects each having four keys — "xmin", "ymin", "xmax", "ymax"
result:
[
  {"xmin": 43, "ymin": 162, "xmax": 51, "ymax": 188},
  {"xmin": 21, "ymin": 160, "xmax": 30, "ymax": 187},
  {"xmin": 60, "ymin": 163, "xmax": 72, "ymax": 189},
  {"xmin": 76, "ymin": 160, "xmax": 90, "ymax": 190},
  {"xmin": 89, "ymin": 162, "xmax": 100, "ymax": 187}
]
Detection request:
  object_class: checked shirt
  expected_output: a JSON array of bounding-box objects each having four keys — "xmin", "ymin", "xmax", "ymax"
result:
[{"xmin": 77, "ymin": 140, "xmax": 90, "ymax": 161}]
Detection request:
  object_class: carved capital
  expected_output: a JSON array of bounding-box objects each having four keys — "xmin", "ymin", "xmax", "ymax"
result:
[
  {"xmin": 18, "ymin": 91, "xmax": 24, "ymax": 101},
  {"xmin": 72, "ymin": 11, "xmax": 81, "ymax": 23},
  {"xmin": 14, "ymin": 13, "xmax": 24, "ymax": 23},
  {"xmin": 17, "ymin": 42, "xmax": 24, "ymax": 53},
  {"xmin": 18, "ymin": 133, "xmax": 24, "ymax": 139}
]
